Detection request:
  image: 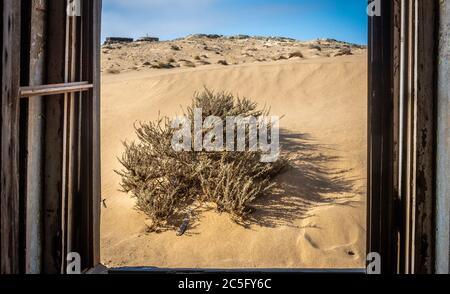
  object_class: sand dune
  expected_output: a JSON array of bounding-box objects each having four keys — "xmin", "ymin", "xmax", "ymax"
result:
[{"xmin": 100, "ymin": 53, "xmax": 367, "ymax": 269}]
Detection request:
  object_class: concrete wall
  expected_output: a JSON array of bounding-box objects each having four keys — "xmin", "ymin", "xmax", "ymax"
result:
[{"xmin": 436, "ymin": 0, "xmax": 450, "ymax": 274}]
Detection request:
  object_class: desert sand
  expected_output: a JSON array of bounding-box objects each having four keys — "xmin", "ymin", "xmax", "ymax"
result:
[{"xmin": 100, "ymin": 36, "xmax": 367, "ymax": 269}]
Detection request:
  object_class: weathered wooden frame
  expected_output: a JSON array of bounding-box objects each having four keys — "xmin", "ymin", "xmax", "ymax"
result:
[
  {"xmin": 110, "ymin": 0, "xmax": 439, "ymax": 274},
  {"xmin": 0, "ymin": 0, "xmax": 440, "ymax": 274},
  {"xmin": 367, "ymin": 0, "xmax": 438, "ymax": 274},
  {"xmin": 1, "ymin": 0, "xmax": 102, "ymax": 274},
  {"xmin": 436, "ymin": 0, "xmax": 450, "ymax": 274},
  {"xmin": 1, "ymin": 0, "xmax": 22, "ymax": 274}
]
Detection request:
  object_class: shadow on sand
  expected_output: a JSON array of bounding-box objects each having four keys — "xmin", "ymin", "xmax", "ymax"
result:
[
  {"xmin": 143, "ymin": 129, "xmax": 363, "ymax": 235},
  {"xmin": 247, "ymin": 129, "xmax": 362, "ymax": 229}
]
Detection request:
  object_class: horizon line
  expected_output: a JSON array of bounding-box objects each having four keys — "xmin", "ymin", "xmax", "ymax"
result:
[{"xmin": 102, "ymin": 33, "xmax": 368, "ymax": 46}]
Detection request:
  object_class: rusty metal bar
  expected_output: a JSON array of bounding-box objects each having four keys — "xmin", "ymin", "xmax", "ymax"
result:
[
  {"xmin": 19, "ymin": 81, "xmax": 93, "ymax": 98},
  {"xmin": 25, "ymin": 0, "xmax": 47, "ymax": 274}
]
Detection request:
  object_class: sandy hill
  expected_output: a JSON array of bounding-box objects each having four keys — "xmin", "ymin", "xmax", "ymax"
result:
[
  {"xmin": 101, "ymin": 34, "xmax": 366, "ymax": 74},
  {"xmin": 100, "ymin": 35, "xmax": 367, "ymax": 269}
]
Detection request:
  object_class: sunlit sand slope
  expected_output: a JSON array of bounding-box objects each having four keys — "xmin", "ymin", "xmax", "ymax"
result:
[{"xmin": 101, "ymin": 53, "xmax": 367, "ymax": 269}]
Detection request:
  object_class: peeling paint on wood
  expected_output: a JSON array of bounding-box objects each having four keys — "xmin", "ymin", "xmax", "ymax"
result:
[
  {"xmin": 1, "ymin": 0, "xmax": 21, "ymax": 274},
  {"xmin": 413, "ymin": 1, "xmax": 436, "ymax": 274},
  {"xmin": 436, "ymin": 0, "xmax": 450, "ymax": 275}
]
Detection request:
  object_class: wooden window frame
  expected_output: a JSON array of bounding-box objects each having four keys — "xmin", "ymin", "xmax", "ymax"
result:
[
  {"xmin": 0, "ymin": 0, "xmax": 439, "ymax": 274},
  {"xmin": 367, "ymin": 0, "xmax": 437, "ymax": 274},
  {"xmin": 1, "ymin": 0, "xmax": 101, "ymax": 274}
]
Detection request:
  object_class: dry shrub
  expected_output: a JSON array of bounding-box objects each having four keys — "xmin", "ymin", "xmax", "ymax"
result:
[
  {"xmin": 179, "ymin": 59, "xmax": 196, "ymax": 68},
  {"xmin": 309, "ymin": 44, "xmax": 322, "ymax": 51},
  {"xmin": 217, "ymin": 60, "xmax": 228, "ymax": 65},
  {"xmin": 334, "ymin": 48, "xmax": 352, "ymax": 57},
  {"xmin": 197, "ymin": 60, "xmax": 211, "ymax": 65},
  {"xmin": 152, "ymin": 62, "xmax": 174, "ymax": 69},
  {"xmin": 288, "ymin": 51, "xmax": 304, "ymax": 58},
  {"xmin": 106, "ymin": 68, "xmax": 121, "ymax": 74},
  {"xmin": 273, "ymin": 55, "xmax": 288, "ymax": 61},
  {"xmin": 116, "ymin": 89, "xmax": 287, "ymax": 230}
]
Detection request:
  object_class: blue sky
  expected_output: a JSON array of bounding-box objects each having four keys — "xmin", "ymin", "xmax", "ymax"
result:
[{"xmin": 102, "ymin": 0, "xmax": 368, "ymax": 45}]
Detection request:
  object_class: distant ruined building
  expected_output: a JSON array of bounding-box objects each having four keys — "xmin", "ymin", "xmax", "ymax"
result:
[
  {"xmin": 104, "ymin": 37, "xmax": 134, "ymax": 45},
  {"xmin": 103, "ymin": 36, "xmax": 160, "ymax": 46},
  {"xmin": 136, "ymin": 36, "xmax": 160, "ymax": 42}
]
